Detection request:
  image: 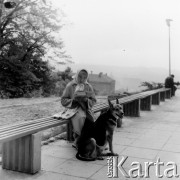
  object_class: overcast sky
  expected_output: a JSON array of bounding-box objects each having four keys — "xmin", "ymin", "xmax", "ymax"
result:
[{"xmin": 51, "ymin": 0, "xmax": 180, "ymax": 71}]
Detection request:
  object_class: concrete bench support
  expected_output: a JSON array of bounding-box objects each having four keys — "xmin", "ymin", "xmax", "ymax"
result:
[
  {"xmin": 152, "ymin": 93, "xmax": 160, "ymax": 105},
  {"xmin": 123, "ymin": 99, "xmax": 140, "ymax": 117},
  {"xmin": 2, "ymin": 132, "xmax": 41, "ymax": 174},
  {"xmin": 140, "ymin": 96, "xmax": 152, "ymax": 111},
  {"xmin": 165, "ymin": 89, "xmax": 171, "ymax": 99},
  {"xmin": 160, "ymin": 91, "xmax": 166, "ymax": 101}
]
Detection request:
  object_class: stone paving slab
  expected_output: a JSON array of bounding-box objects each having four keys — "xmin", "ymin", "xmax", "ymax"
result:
[{"xmin": 1, "ymin": 91, "xmax": 180, "ymax": 179}]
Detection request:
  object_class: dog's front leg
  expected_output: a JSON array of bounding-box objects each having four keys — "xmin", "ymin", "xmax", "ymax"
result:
[{"xmin": 107, "ymin": 133, "xmax": 118, "ymax": 156}]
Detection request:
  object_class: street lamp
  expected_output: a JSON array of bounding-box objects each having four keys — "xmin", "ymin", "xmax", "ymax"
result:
[{"xmin": 166, "ymin": 19, "xmax": 173, "ymax": 76}]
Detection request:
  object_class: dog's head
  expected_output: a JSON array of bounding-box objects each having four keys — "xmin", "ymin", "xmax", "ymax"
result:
[{"xmin": 108, "ymin": 98, "xmax": 124, "ymax": 119}]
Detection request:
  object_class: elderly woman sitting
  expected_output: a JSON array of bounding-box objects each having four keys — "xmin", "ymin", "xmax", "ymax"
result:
[{"xmin": 61, "ymin": 69, "xmax": 96, "ymax": 148}]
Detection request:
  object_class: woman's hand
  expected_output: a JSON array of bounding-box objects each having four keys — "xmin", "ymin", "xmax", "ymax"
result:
[
  {"xmin": 82, "ymin": 96, "xmax": 88, "ymax": 102},
  {"xmin": 74, "ymin": 96, "xmax": 88, "ymax": 102}
]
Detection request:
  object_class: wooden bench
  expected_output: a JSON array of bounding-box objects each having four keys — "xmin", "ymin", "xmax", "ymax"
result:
[{"xmin": 0, "ymin": 87, "xmax": 171, "ymax": 174}]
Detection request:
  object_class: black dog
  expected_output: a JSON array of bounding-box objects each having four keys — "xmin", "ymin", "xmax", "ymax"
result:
[{"xmin": 76, "ymin": 99, "xmax": 124, "ymax": 161}]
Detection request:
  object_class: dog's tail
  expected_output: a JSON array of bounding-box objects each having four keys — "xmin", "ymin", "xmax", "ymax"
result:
[{"xmin": 76, "ymin": 153, "xmax": 96, "ymax": 161}]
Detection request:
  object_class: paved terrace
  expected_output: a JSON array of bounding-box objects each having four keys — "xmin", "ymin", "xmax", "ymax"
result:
[{"xmin": 1, "ymin": 90, "xmax": 180, "ymax": 180}]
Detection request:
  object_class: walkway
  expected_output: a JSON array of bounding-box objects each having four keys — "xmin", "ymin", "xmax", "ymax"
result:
[{"xmin": 1, "ymin": 90, "xmax": 180, "ymax": 180}]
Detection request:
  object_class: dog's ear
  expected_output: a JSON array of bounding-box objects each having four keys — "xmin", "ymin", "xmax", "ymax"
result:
[
  {"xmin": 116, "ymin": 98, "xmax": 119, "ymax": 104},
  {"xmin": 108, "ymin": 99, "xmax": 114, "ymax": 109}
]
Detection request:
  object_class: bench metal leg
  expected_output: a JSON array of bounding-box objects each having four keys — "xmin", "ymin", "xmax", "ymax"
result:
[
  {"xmin": 160, "ymin": 91, "xmax": 165, "ymax": 101},
  {"xmin": 124, "ymin": 99, "xmax": 140, "ymax": 117},
  {"xmin": 152, "ymin": 93, "xmax": 160, "ymax": 105},
  {"xmin": 140, "ymin": 96, "xmax": 152, "ymax": 111},
  {"xmin": 2, "ymin": 132, "xmax": 41, "ymax": 174}
]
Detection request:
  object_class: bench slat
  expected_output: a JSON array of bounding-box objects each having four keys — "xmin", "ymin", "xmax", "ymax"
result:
[
  {"xmin": 0, "ymin": 118, "xmax": 61, "ymax": 135},
  {"xmin": 0, "ymin": 120, "xmax": 68, "ymax": 143},
  {"xmin": 0, "ymin": 116, "xmax": 53, "ymax": 131}
]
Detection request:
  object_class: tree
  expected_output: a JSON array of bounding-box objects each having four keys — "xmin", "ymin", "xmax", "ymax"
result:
[
  {"xmin": 0, "ymin": 0, "xmax": 71, "ymax": 97},
  {"xmin": 59, "ymin": 67, "xmax": 73, "ymax": 81},
  {"xmin": 52, "ymin": 67, "xmax": 73, "ymax": 96}
]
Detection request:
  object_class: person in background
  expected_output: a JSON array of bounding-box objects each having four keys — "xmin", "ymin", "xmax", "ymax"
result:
[
  {"xmin": 61, "ymin": 69, "xmax": 96, "ymax": 148},
  {"xmin": 165, "ymin": 74, "xmax": 179, "ymax": 96}
]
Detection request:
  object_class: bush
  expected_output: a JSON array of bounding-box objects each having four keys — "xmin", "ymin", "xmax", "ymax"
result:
[
  {"xmin": 140, "ymin": 81, "xmax": 164, "ymax": 91},
  {"xmin": 23, "ymin": 88, "xmax": 43, "ymax": 98}
]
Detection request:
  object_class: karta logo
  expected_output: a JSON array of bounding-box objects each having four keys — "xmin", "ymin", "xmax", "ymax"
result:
[{"xmin": 107, "ymin": 156, "xmax": 179, "ymax": 178}]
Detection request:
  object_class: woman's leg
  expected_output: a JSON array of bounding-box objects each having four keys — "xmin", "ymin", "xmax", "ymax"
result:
[
  {"xmin": 71, "ymin": 108, "xmax": 86, "ymax": 149},
  {"xmin": 71, "ymin": 108, "xmax": 86, "ymax": 136}
]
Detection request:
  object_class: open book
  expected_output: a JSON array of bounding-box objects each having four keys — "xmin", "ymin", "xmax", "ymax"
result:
[{"xmin": 53, "ymin": 108, "xmax": 78, "ymax": 120}]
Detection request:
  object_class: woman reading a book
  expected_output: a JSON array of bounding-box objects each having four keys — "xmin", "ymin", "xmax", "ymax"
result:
[{"xmin": 61, "ymin": 69, "xmax": 96, "ymax": 148}]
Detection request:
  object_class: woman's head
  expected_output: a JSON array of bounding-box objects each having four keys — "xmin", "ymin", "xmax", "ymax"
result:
[
  {"xmin": 77, "ymin": 69, "xmax": 88, "ymax": 84},
  {"xmin": 74, "ymin": 69, "xmax": 88, "ymax": 84}
]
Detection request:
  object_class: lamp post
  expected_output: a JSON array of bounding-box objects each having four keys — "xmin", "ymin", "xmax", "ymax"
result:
[{"xmin": 166, "ymin": 19, "xmax": 173, "ymax": 76}]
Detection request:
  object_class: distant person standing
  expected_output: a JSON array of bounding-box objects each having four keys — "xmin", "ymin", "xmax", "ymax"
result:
[{"xmin": 165, "ymin": 74, "xmax": 179, "ymax": 96}]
